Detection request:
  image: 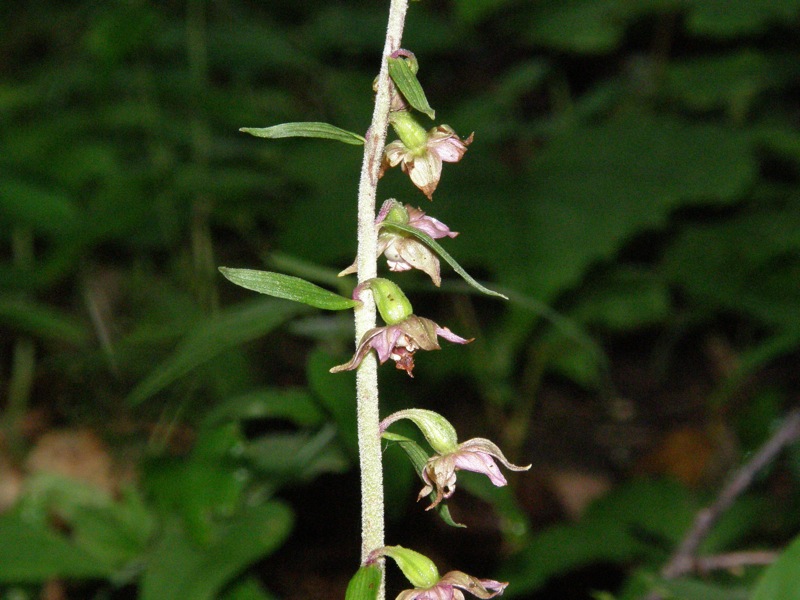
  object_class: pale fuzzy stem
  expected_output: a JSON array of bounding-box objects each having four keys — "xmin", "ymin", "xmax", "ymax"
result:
[{"xmin": 355, "ymin": 0, "xmax": 409, "ymax": 596}]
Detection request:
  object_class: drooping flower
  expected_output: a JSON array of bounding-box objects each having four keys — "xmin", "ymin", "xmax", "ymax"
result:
[
  {"xmin": 396, "ymin": 570, "xmax": 508, "ymax": 600},
  {"xmin": 366, "ymin": 545, "xmax": 507, "ymax": 600},
  {"xmin": 382, "ymin": 111, "xmax": 473, "ymax": 200},
  {"xmin": 330, "ymin": 279, "xmax": 472, "ymax": 377},
  {"xmin": 418, "ymin": 437, "xmax": 530, "ymax": 510},
  {"xmin": 339, "ymin": 200, "xmax": 458, "ymax": 285},
  {"xmin": 330, "ymin": 314, "xmax": 472, "ymax": 377},
  {"xmin": 380, "ymin": 409, "xmax": 532, "ymax": 509}
]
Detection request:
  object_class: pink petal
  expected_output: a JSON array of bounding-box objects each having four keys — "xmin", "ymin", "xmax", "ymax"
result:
[
  {"xmin": 453, "ymin": 452, "xmax": 507, "ymax": 487},
  {"xmin": 435, "ymin": 326, "xmax": 473, "ymax": 345},
  {"xmin": 406, "ymin": 205, "xmax": 459, "ymax": 239}
]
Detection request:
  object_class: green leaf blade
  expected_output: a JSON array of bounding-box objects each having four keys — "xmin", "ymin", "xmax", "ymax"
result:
[
  {"xmin": 388, "ymin": 57, "xmax": 435, "ymax": 120},
  {"xmin": 239, "ymin": 122, "xmax": 365, "ymax": 145},
  {"xmin": 0, "ymin": 514, "xmax": 115, "ymax": 581},
  {"xmin": 219, "ymin": 268, "xmax": 360, "ymax": 310},
  {"xmin": 751, "ymin": 533, "xmax": 800, "ymax": 600},
  {"xmin": 127, "ymin": 298, "xmax": 306, "ymax": 406}
]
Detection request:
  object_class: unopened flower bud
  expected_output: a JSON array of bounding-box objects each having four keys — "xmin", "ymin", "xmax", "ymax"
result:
[
  {"xmin": 364, "ymin": 278, "xmax": 413, "ymax": 325},
  {"xmin": 380, "ymin": 409, "xmax": 458, "ymax": 455},
  {"xmin": 369, "ymin": 546, "xmax": 508, "ymax": 600},
  {"xmin": 367, "ymin": 546, "xmax": 440, "ymax": 589},
  {"xmin": 389, "ymin": 111, "xmax": 429, "ymax": 154},
  {"xmin": 378, "ymin": 199, "xmax": 410, "ymax": 226}
]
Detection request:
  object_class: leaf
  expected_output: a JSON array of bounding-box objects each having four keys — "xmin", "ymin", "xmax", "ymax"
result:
[
  {"xmin": 685, "ymin": 0, "xmax": 800, "ymax": 37},
  {"xmin": 650, "ymin": 577, "xmax": 749, "ymax": 600},
  {"xmin": 499, "ymin": 478, "xmax": 696, "ymax": 595},
  {"xmin": 664, "ymin": 51, "xmax": 790, "ymax": 114},
  {"xmin": 380, "ymin": 223, "xmax": 507, "ymax": 300},
  {"xmin": 239, "ymin": 122, "xmax": 365, "ymax": 145},
  {"xmin": 202, "ymin": 388, "xmax": 326, "ymax": 430},
  {"xmin": 306, "ymin": 349, "xmax": 359, "ymax": 456},
  {"xmin": 522, "ymin": 0, "xmax": 680, "ymax": 54},
  {"xmin": 0, "ymin": 514, "xmax": 114, "ymax": 581},
  {"xmin": 141, "ymin": 502, "xmax": 293, "ymax": 600},
  {"xmin": 447, "ymin": 112, "xmax": 755, "ymax": 304},
  {"xmin": 243, "ymin": 425, "xmax": 349, "ymax": 481},
  {"xmin": 221, "ymin": 577, "xmax": 277, "ymax": 600},
  {"xmin": 751, "ymin": 533, "xmax": 800, "ymax": 600},
  {"xmin": 0, "ymin": 175, "xmax": 79, "ymax": 237},
  {"xmin": 662, "ymin": 203, "xmax": 800, "ymax": 330},
  {"xmin": 345, "ymin": 564, "xmax": 382, "ymax": 600},
  {"xmin": 0, "ymin": 297, "xmax": 90, "ymax": 345},
  {"xmin": 382, "ymin": 432, "xmax": 465, "ymax": 528},
  {"xmin": 127, "ymin": 298, "xmax": 306, "ymax": 406},
  {"xmin": 387, "ymin": 57, "xmax": 435, "ymax": 120},
  {"xmin": 219, "ymin": 268, "xmax": 361, "ymax": 310}
]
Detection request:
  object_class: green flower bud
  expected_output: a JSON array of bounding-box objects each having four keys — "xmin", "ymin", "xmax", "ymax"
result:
[
  {"xmin": 380, "ymin": 408, "xmax": 459, "ymax": 455},
  {"xmin": 366, "ymin": 278, "xmax": 413, "ymax": 325},
  {"xmin": 382, "ymin": 200, "xmax": 410, "ymax": 226},
  {"xmin": 389, "ymin": 111, "xmax": 428, "ymax": 154},
  {"xmin": 345, "ymin": 564, "xmax": 382, "ymax": 600},
  {"xmin": 370, "ymin": 546, "xmax": 440, "ymax": 589}
]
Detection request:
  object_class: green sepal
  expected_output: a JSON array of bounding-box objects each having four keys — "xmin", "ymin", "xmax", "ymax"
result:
[
  {"xmin": 239, "ymin": 122, "xmax": 365, "ymax": 145},
  {"xmin": 377, "ymin": 545, "xmax": 440, "ymax": 589},
  {"xmin": 345, "ymin": 564, "xmax": 382, "ymax": 600},
  {"xmin": 219, "ymin": 268, "xmax": 360, "ymax": 310},
  {"xmin": 381, "ymin": 223, "xmax": 508, "ymax": 300},
  {"xmin": 388, "ymin": 57, "xmax": 435, "ymax": 120},
  {"xmin": 382, "ymin": 432, "xmax": 465, "ymax": 528}
]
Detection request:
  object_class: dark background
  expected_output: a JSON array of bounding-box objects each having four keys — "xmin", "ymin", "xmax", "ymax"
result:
[{"xmin": 2, "ymin": 1, "xmax": 800, "ymax": 598}]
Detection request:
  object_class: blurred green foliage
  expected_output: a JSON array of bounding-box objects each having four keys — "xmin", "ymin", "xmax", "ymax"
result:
[{"xmin": 2, "ymin": 0, "xmax": 800, "ymax": 598}]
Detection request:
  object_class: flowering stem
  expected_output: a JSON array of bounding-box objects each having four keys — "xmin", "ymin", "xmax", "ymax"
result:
[{"xmin": 354, "ymin": 0, "xmax": 408, "ymax": 594}]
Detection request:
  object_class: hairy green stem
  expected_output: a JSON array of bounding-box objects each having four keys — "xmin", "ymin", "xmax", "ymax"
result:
[{"xmin": 354, "ymin": 0, "xmax": 408, "ymax": 593}]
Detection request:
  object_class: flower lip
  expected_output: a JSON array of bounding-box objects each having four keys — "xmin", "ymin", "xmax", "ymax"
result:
[
  {"xmin": 329, "ymin": 315, "xmax": 472, "ymax": 377},
  {"xmin": 417, "ymin": 437, "xmax": 531, "ymax": 510}
]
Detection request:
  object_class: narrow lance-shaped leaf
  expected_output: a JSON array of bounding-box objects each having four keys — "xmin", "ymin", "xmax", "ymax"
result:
[
  {"xmin": 382, "ymin": 432, "xmax": 465, "ymax": 528},
  {"xmin": 219, "ymin": 268, "xmax": 360, "ymax": 310},
  {"xmin": 388, "ymin": 57, "xmax": 435, "ymax": 120},
  {"xmin": 381, "ymin": 223, "xmax": 508, "ymax": 300},
  {"xmin": 239, "ymin": 122, "xmax": 365, "ymax": 145},
  {"xmin": 345, "ymin": 564, "xmax": 382, "ymax": 600}
]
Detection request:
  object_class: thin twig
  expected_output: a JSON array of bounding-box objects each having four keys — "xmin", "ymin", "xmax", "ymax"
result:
[
  {"xmin": 693, "ymin": 550, "xmax": 779, "ymax": 574},
  {"xmin": 662, "ymin": 409, "xmax": 800, "ymax": 578},
  {"xmin": 644, "ymin": 408, "xmax": 800, "ymax": 599}
]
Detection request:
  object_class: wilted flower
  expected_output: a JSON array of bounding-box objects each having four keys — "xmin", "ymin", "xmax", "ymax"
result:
[
  {"xmin": 382, "ymin": 111, "xmax": 473, "ymax": 200},
  {"xmin": 396, "ymin": 571, "xmax": 508, "ymax": 600},
  {"xmin": 366, "ymin": 545, "xmax": 507, "ymax": 600},
  {"xmin": 418, "ymin": 438, "xmax": 530, "ymax": 509},
  {"xmin": 380, "ymin": 409, "xmax": 531, "ymax": 509},
  {"xmin": 341, "ymin": 200, "xmax": 458, "ymax": 285},
  {"xmin": 330, "ymin": 314, "xmax": 472, "ymax": 377}
]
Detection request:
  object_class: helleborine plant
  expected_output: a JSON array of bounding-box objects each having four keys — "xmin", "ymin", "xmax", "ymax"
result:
[{"xmin": 219, "ymin": 1, "xmax": 522, "ymax": 598}]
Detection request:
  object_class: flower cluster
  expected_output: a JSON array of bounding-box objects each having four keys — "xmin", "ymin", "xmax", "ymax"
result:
[{"xmin": 334, "ymin": 47, "xmax": 523, "ymax": 600}]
